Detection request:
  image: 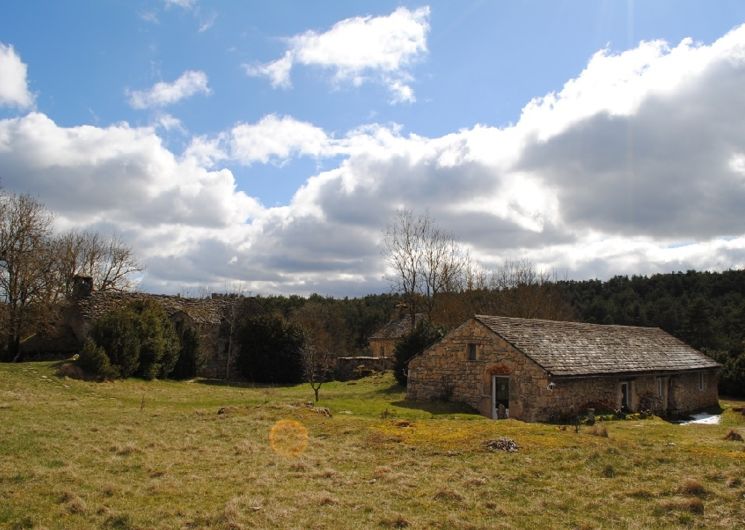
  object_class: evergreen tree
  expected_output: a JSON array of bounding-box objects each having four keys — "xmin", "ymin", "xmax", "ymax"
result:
[
  {"xmin": 394, "ymin": 322, "xmax": 442, "ymax": 386},
  {"xmin": 234, "ymin": 314, "xmax": 305, "ymax": 384}
]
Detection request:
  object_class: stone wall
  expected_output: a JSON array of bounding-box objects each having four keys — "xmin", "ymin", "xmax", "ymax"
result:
[
  {"xmin": 407, "ymin": 318, "xmax": 721, "ymax": 422},
  {"xmin": 369, "ymin": 338, "xmax": 396, "ymax": 358},
  {"xmin": 407, "ymin": 319, "xmax": 550, "ymax": 421},
  {"xmin": 335, "ymin": 356, "xmax": 393, "ymax": 381},
  {"xmin": 668, "ymin": 370, "xmax": 720, "ymax": 414}
]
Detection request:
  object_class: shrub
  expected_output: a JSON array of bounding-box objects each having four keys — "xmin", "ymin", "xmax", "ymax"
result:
[
  {"xmin": 393, "ymin": 321, "xmax": 442, "ymax": 386},
  {"xmin": 234, "ymin": 314, "xmax": 305, "ymax": 383},
  {"xmin": 77, "ymin": 338, "xmax": 118, "ymax": 379},
  {"xmin": 89, "ymin": 300, "xmax": 180, "ymax": 379},
  {"xmin": 131, "ymin": 300, "xmax": 179, "ymax": 379},
  {"xmin": 717, "ymin": 352, "xmax": 745, "ymax": 398},
  {"xmin": 170, "ymin": 322, "xmax": 202, "ymax": 380},
  {"xmin": 91, "ymin": 308, "xmax": 141, "ymax": 377}
]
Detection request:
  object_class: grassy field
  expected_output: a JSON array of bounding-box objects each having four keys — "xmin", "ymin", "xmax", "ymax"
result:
[{"xmin": 1, "ymin": 362, "xmax": 744, "ymax": 529}]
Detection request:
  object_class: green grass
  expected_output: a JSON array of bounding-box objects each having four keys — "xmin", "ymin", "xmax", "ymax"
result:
[{"xmin": 1, "ymin": 361, "xmax": 744, "ymax": 529}]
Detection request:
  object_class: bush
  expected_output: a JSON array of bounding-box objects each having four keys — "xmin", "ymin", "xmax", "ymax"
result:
[
  {"xmin": 170, "ymin": 322, "xmax": 202, "ymax": 380},
  {"xmin": 89, "ymin": 300, "xmax": 180, "ymax": 379},
  {"xmin": 393, "ymin": 321, "xmax": 442, "ymax": 386},
  {"xmin": 234, "ymin": 314, "xmax": 304, "ymax": 383},
  {"xmin": 77, "ymin": 338, "xmax": 118, "ymax": 379},
  {"xmin": 717, "ymin": 352, "xmax": 745, "ymax": 398},
  {"xmin": 91, "ymin": 307, "xmax": 141, "ymax": 377},
  {"xmin": 131, "ymin": 300, "xmax": 179, "ymax": 379}
]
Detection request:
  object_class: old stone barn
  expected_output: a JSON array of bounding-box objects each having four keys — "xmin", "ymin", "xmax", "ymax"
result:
[{"xmin": 407, "ymin": 315, "xmax": 720, "ymax": 422}]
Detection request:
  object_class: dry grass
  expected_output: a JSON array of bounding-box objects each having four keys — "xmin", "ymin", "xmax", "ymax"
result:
[
  {"xmin": 1, "ymin": 362, "xmax": 744, "ymax": 529},
  {"xmin": 587, "ymin": 424, "xmax": 608, "ymax": 437},
  {"xmin": 678, "ymin": 477, "xmax": 706, "ymax": 496}
]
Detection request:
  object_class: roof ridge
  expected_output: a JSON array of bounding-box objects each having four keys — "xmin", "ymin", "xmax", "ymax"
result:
[{"xmin": 474, "ymin": 314, "xmax": 661, "ymax": 331}]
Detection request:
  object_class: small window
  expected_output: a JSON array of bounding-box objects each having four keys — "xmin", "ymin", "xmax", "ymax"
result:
[
  {"xmin": 657, "ymin": 377, "xmax": 664, "ymax": 398},
  {"xmin": 698, "ymin": 372, "xmax": 705, "ymax": 391},
  {"xmin": 467, "ymin": 343, "xmax": 477, "ymax": 361}
]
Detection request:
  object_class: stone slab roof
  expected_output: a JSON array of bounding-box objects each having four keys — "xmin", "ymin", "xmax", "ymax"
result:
[
  {"xmin": 474, "ymin": 315, "xmax": 720, "ymax": 377},
  {"xmin": 369, "ymin": 313, "xmax": 426, "ymax": 340},
  {"xmin": 75, "ymin": 291, "xmax": 232, "ymax": 325}
]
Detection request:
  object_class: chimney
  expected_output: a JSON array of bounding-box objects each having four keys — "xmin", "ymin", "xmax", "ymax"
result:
[
  {"xmin": 72, "ymin": 275, "xmax": 93, "ymax": 299},
  {"xmin": 395, "ymin": 302, "xmax": 408, "ymax": 320}
]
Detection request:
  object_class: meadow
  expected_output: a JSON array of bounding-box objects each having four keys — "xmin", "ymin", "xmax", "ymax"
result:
[{"xmin": 1, "ymin": 361, "xmax": 744, "ymax": 529}]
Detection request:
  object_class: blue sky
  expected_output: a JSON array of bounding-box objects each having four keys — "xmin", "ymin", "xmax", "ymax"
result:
[{"xmin": 2, "ymin": 1, "xmax": 745, "ymax": 295}]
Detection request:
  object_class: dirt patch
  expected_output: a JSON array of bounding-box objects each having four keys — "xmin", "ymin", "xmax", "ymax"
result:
[{"xmin": 723, "ymin": 429, "xmax": 743, "ymax": 442}]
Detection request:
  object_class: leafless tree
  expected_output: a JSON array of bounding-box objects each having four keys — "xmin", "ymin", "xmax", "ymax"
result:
[
  {"xmin": 384, "ymin": 209, "xmax": 425, "ymax": 328},
  {"xmin": 55, "ymin": 231, "xmax": 142, "ymax": 296},
  {"xmin": 384, "ymin": 209, "xmax": 468, "ymax": 327},
  {"xmin": 303, "ymin": 345, "xmax": 334, "ymax": 402},
  {"xmin": 1, "ymin": 188, "xmax": 144, "ymax": 360},
  {"xmin": 421, "ymin": 223, "xmax": 467, "ymax": 317},
  {"xmin": 0, "ymin": 192, "xmax": 58, "ymax": 360}
]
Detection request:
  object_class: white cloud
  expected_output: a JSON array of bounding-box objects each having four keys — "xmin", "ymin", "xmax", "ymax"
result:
[
  {"xmin": 245, "ymin": 52, "xmax": 293, "ymax": 89},
  {"xmin": 5, "ymin": 25, "xmax": 745, "ymax": 295},
  {"xmin": 230, "ymin": 114, "xmax": 335, "ymax": 165},
  {"xmin": 0, "ymin": 112, "xmax": 261, "ymax": 266},
  {"xmin": 127, "ymin": 70, "xmax": 210, "ymax": 109},
  {"xmin": 153, "ymin": 113, "xmax": 185, "ymax": 134},
  {"xmin": 0, "ymin": 43, "xmax": 34, "ymax": 108},
  {"xmin": 198, "ymin": 12, "xmax": 217, "ymax": 33},
  {"xmin": 163, "ymin": 0, "xmax": 196, "ymax": 10},
  {"xmin": 139, "ymin": 10, "xmax": 159, "ymax": 24},
  {"xmin": 183, "ymin": 134, "xmax": 227, "ymax": 167},
  {"xmin": 246, "ymin": 6, "xmax": 430, "ymax": 103}
]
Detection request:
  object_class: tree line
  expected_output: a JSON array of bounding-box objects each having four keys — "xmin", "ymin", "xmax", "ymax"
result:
[
  {"xmin": 0, "ymin": 190, "xmax": 140, "ymax": 361},
  {"xmin": 558, "ymin": 270, "xmax": 745, "ymax": 397},
  {"xmin": 3, "ymin": 196, "xmax": 742, "ymax": 397}
]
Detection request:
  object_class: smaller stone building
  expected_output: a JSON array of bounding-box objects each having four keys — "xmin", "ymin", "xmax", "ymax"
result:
[
  {"xmin": 368, "ymin": 313, "xmax": 426, "ymax": 358},
  {"xmin": 407, "ymin": 315, "xmax": 721, "ymax": 422}
]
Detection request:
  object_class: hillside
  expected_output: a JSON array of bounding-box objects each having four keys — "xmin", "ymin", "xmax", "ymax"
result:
[{"xmin": 1, "ymin": 362, "xmax": 744, "ymax": 529}]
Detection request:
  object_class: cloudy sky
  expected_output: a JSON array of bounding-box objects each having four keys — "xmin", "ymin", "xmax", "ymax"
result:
[{"xmin": 2, "ymin": 1, "xmax": 745, "ymax": 296}]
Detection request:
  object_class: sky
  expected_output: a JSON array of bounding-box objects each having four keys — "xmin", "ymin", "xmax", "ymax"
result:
[{"xmin": 2, "ymin": 1, "xmax": 745, "ymax": 296}]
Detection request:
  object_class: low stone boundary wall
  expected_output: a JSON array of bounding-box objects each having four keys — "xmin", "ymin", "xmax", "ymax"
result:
[{"xmin": 335, "ymin": 356, "xmax": 393, "ymax": 381}]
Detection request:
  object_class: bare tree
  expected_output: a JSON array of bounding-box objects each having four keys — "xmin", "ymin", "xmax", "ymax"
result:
[
  {"xmin": 421, "ymin": 224, "xmax": 467, "ymax": 317},
  {"xmin": 55, "ymin": 231, "xmax": 142, "ymax": 295},
  {"xmin": 384, "ymin": 209, "xmax": 467, "ymax": 326},
  {"xmin": 384, "ymin": 209, "xmax": 425, "ymax": 328},
  {"xmin": 303, "ymin": 345, "xmax": 333, "ymax": 402},
  {"xmin": 0, "ymin": 192, "xmax": 58, "ymax": 360}
]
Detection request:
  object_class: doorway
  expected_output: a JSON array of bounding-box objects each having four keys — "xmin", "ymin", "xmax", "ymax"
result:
[
  {"xmin": 620, "ymin": 381, "xmax": 630, "ymax": 411},
  {"xmin": 492, "ymin": 376, "xmax": 510, "ymax": 419}
]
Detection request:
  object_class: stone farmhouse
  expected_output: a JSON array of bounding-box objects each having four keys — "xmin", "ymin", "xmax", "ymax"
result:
[
  {"xmin": 62, "ymin": 276, "xmax": 237, "ymax": 378},
  {"xmin": 407, "ymin": 315, "xmax": 721, "ymax": 422},
  {"xmin": 368, "ymin": 312, "xmax": 426, "ymax": 358}
]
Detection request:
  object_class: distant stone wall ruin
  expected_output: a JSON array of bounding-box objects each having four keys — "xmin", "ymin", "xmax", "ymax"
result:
[{"xmin": 335, "ymin": 356, "xmax": 393, "ymax": 381}]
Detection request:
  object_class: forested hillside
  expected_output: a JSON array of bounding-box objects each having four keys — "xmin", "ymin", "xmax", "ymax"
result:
[{"xmin": 559, "ymin": 270, "xmax": 745, "ymax": 396}]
